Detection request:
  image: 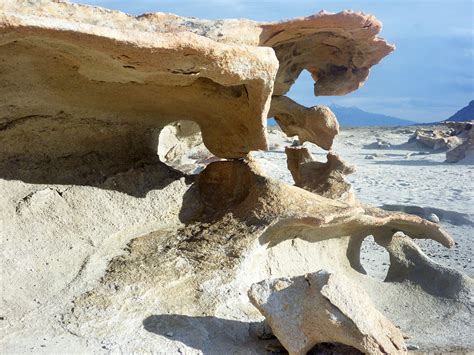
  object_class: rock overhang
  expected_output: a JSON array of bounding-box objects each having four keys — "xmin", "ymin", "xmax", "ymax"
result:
[
  {"xmin": 0, "ymin": 0, "xmax": 278, "ymax": 160},
  {"xmin": 0, "ymin": 0, "xmax": 394, "ymax": 161}
]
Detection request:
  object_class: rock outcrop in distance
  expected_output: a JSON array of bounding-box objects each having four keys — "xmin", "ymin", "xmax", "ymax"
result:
[
  {"xmin": 445, "ymin": 121, "xmax": 474, "ymax": 163},
  {"xmin": 1, "ymin": 1, "xmax": 472, "ymax": 354},
  {"xmin": 403, "ymin": 121, "xmax": 473, "ymax": 163}
]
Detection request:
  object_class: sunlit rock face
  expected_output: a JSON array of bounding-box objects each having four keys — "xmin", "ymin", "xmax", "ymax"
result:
[
  {"xmin": 1, "ymin": 1, "xmax": 472, "ymax": 354},
  {"xmin": 0, "ymin": 0, "xmax": 278, "ymax": 162},
  {"xmin": 248, "ymin": 270, "xmax": 407, "ymax": 355}
]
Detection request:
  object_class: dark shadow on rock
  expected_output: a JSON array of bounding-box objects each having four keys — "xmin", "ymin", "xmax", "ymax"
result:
[
  {"xmin": 143, "ymin": 314, "xmax": 270, "ymax": 353},
  {"xmin": 380, "ymin": 204, "xmax": 473, "ymax": 227},
  {"xmin": 308, "ymin": 342, "xmax": 363, "ymax": 355},
  {"xmin": 0, "ymin": 154, "xmax": 192, "ymax": 198},
  {"xmin": 177, "ymin": 182, "xmax": 204, "ymax": 224}
]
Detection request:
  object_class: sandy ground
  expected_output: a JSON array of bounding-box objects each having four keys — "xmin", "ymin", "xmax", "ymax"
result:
[{"xmin": 255, "ymin": 126, "xmax": 473, "ymax": 280}]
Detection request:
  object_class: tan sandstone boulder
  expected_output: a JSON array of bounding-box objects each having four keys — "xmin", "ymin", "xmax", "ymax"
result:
[
  {"xmin": 269, "ymin": 96, "xmax": 339, "ymax": 150},
  {"xmin": 249, "ymin": 270, "xmax": 407, "ymax": 355},
  {"xmin": 285, "ymin": 146, "xmax": 356, "ymax": 203},
  {"xmin": 0, "ymin": 0, "xmax": 395, "ymax": 170}
]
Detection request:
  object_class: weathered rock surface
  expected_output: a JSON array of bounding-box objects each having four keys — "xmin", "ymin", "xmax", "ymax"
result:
[
  {"xmin": 285, "ymin": 146, "xmax": 355, "ymax": 202},
  {"xmin": 158, "ymin": 121, "xmax": 202, "ymax": 163},
  {"xmin": 0, "ymin": 0, "xmax": 394, "ymax": 166},
  {"xmin": 445, "ymin": 121, "xmax": 474, "ymax": 163},
  {"xmin": 409, "ymin": 128, "xmax": 461, "ymax": 151},
  {"xmin": 0, "ymin": 0, "xmax": 278, "ymax": 161},
  {"xmin": 157, "ymin": 120, "xmax": 216, "ymax": 173},
  {"xmin": 1, "ymin": 2, "xmax": 472, "ymax": 354},
  {"xmin": 58, "ymin": 160, "xmax": 469, "ymax": 353},
  {"xmin": 259, "ymin": 12, "xmax": 395, "ymax": 97},
  {"xmin": 248, "ymin": 270, "xmax": 407, "ymax": 355},
  {"xmin": 397, "ymin": 122, "xmax": 473, "ymax": 163},
  {"xmin": 269, "ymin": 96, "xmax": 339, "ymax": 150},
  {"xmin": 364, "ymin": 138, "xmax": 392, "ymax": 149},
  {"xmin": 123, "ymin": 9, "xmax": 395, "ymax": 97},
  {"xmin": 1, "ymin": 155, "xmax": 472, "ymax": 353}
]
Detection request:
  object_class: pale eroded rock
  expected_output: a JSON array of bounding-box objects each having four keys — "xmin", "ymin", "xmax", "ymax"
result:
[
  {"xmin": 409, "ymin": 128, "xmax": 461, "ymax": 151},
  {"xmin": 248, "ymin": 270, "xmax": 407, "ymax": 355},
  {"xmin": 157, "ymin": 120, "xmax": 216, "ymax": 173},
  {"xmin": 123, "ymin": 9, "xmax": 395, "ymax": 97},
  {"xmin": 0, "ymin": 0, "xmax": 395, "ymax": 165}
]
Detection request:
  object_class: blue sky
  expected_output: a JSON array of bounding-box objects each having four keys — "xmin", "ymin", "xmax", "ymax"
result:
[{"xmin": 78, "ymin": 0, "xmax": 473, "ymax": 122}]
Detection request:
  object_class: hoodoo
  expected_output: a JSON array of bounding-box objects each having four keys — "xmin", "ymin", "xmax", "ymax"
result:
[{"xmin": 1, "ymin": 1, "xmax": 472, "ymax": 354}]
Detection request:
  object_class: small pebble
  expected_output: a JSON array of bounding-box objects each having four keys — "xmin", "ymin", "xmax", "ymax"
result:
[
  {"xmin": 407, "ymin": 344, "xmax": 419, "ymax": 350},
  {"xmin": 166, "ymin": 332, "xmax": 174, "ymax": 337},
  {"xmin": 427, "ymin": 213, "xmax": 440, "ymax": 223}
]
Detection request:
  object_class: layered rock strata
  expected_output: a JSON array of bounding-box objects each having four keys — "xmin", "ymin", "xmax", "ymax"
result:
[{"xmin": 0, "ymin": 0, "xmax": 394, "ymax": 164}]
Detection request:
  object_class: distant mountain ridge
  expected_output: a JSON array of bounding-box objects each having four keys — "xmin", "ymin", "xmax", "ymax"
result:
[
  {"xmin": 446, "ymin": 100, "xmax": 474, "ymax": 122},
  {"xmin": 267, "ymin": 104, "xmax": 415, "ymax": 127},
  {"xmin": 329, "ymin": 104, "xmax": 415, "ymax": 127}
]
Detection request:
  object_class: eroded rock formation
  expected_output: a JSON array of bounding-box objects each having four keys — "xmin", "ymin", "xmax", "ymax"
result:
[
  {"xmin": 269, "ymin": 96, "xmax": 339, "ymax": 150},
  {"xmin": 409, "ymin": 128, "xmax": 461, "ymax": 151},
  {"xmin": 285, "ymin": 147, "xmax": 355, "ymax": 203},
  {"xmin": 1, "ymin": 1, "xmax": 472, "ymax": 354},
  {"xmin": 445, "ymin": 121, "xmax": 474, "ymax": 163},
  {"xmin": 0, "ymin": 0, "xmax": 277, "ymax": 162},
  {"xmin": 157, "ymin": 120, "xmax": 215, "ymax": 173},
  {"xmin": 0, "ymin": 0, "xmax": 394, "ymax": 165},
  {"xmin": 248, "ymin": 270, "xmax": 407, "ymax": 355},
  {"xmin": 61, "ymin": 160, "xmax": 470, "ymax": 353},
  {"xmin": 402, "ymin": 122, "xmax": 473, "ymax": 163}
]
